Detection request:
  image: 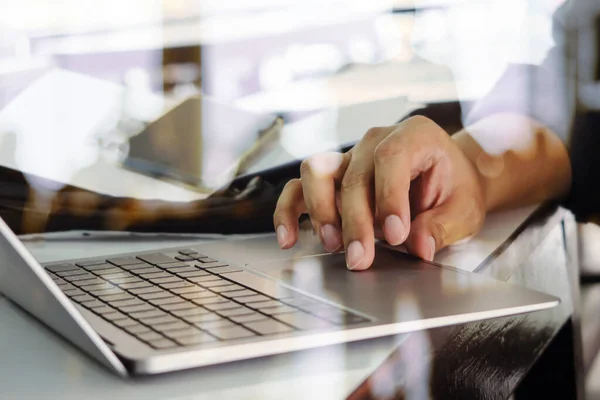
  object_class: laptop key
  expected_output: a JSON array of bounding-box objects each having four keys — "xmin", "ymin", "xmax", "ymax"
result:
[
  {"xmin": 170, "ymin": 286, "xmax": 205, "ymax": 294},
  {"xmin": 114, "ymin": 318, "xmax": 140, "ymax": 328},
  {"xmin": 137, "ymin": 253, "xmax": 178, "ymax": 265},
  {"xmin": 120, "ymin": 304, "xmax": 155, "ymax": 313},
  {"xmin": 209, "ymin": 284, "xmax": 246, "ymax": 294},
  {"xmin": 139, "ymin": 291, "xmax": 173, "ymax": 301},
  {"xmin": 57, "ymin": 269, "xmax": 89, "ymax": 278},
  {"xmin": 177, "ymin": 270, "xmax": 210, "ymax": 278},
  {"xmin": 161, "ymin": 281, "xmax": 195, "ymax": 290},
  {"xmin": 119, "ymin": 281, "xmax": 152, "ymax": 290},
  {"xmin": 204, "ymin": 266, "xmax": 242, "ymax": 275},
  {"xmin": 130, "ymin": 309, "xmax": 165, "ymax": 320},
  {"xmin": 171, "ymin": 308, "xmax": 210, "ymax": 318},
  {"xmin": 203, "ymin": 301, "xmax": 240, "ymax": 311},
  {"xmin": 88, "ymin": 287, "xmax": 124, "ymax": 297},
  {"xmin": 150, "ymin": 277, "xmax": 180, "ymax": 285},
  {"xmin": 83, "ymin": 264, "xmax": 115, "ymax": 271},
  {"xmin": 103, "ymin": 272, "xmax": 134, "ymax": 281},
  {"xmin": 229, "ymin": 313, "xmax": 268, "ymax": 324},
  {"xmin": 100, "ymin": 293, "xmax": 134, "ymax": 302},
  {"xmin": 195, "ymin": 318, "xmax": 236, "ymax": 330},
  {"xmin": 103, "ymin": 311, "xmax": 127, "ymax": 321},
  {"xmin": 72, "ymin": 278, "xmax": 106, "ymax": 287},
  {"xmin": 186, "ymin": 275, "xmax": 221, "ymax": 283},
  {"xmin": 159, "ymin": 302, "xmax": 197, "ymax": 312},
  {"xmin": 167, "ymin": 266, "xmax": 200, "ymax": 274},
  {"xmin": 45, "ymin": 263, "xmax": 78, "ymax": 272},
  {"xmin": 107, "ymin": 257, "xmax": 142, "ymax": 266},
  {"xmin": 176, "ymin": 335, "xmax": 217, "ymax": 346},
  {"xmin": 137, "ymin": 331, "xmax": 163, "ymax": 342},
  {"xmin": 81, "ymin": 300, "xmax": 107, "ymax": 309},
  {"xmin": 129, "ymin": 286, "xmax": 164, "ymax": 295},
  {"xmin": 191, "ymin": 296, "xmax": 228, "ymax": 306},
  {"xmin": 206, "ymin": 326, "xmax": 255, "ymax": 340},
  {"xmin": 183, "ymin": 313, "xmax": 222, "ymax": 324},
  {"xmin": 153, "ymin": 321, "xmax": 190, "ymax": 332},
  {"xmin": 120, "ymin": 263, "xmax": 152, "ymax": 271},
  {"xmin": 63, "ymin": 289, "xmax": 85, "ymax": 297},
  {"xmin": 197, "ymin": 258, "xmax": 218, "ymax": 264},
  {"xmin": 110, "ymin": 299, "xmax": 144, "ymax": 308},
  {"xmin": 58, "ymin": 283, "xmax": 75, "ymax": 291},
  {"xmin": 141, "ymin": 272, "xmax": 172, "ymax": 280},
  {"xmin": 92, "ymin": 306, "xmax": 116, "ymax": 315},
  {"xmin": 274, "ymin": 312, "xmax": 333, "ymax": 330},
  {"xmin": 131, "ymin": 267, "xmax": 162, "ymax": 275},
  {"xmin": 178, "ymin": 249, "xmax": 199, "ymax": 255},
  {"xmin": 175, "ymin": 255, "xmax": 196, "ymax": 262},
  {"xmin": 64, "ymin": 272, "xmax": 97, "ymax": 281},
  {"xmin": 220, "ymin": 289, "xmax": 258, "ymax": 299},
  {"xmin": 217, "ymin": 308, "xmax": 255, "ymax": 317},
  {"xmin": 111, "ymin": 277, "xmax": 143, "ymax": 285},
  {"xmin": 198, "ymin": 280, "xmax": 235, "ymax": 289},
  {"xmin": 148, "ymin": 339, "xmax": 177, "ymax": 349},
  {"xmin": 181, "ymin": 291, "xmax": 216, "ymax": 300},
  {"xmin": 52, "ymin": 278, "xmax": 67, "ymax": 286},
  {"xmin": 75, "ymin": 259, "xmax": 106, "ymax": 267},
  {"xmin": 140, "ymin": 315, "xmax": 179, "ymax": 326},
  {"xmin": 80, "ymin": 284, "xmax": 116, "ymax": 292},
  {"xmin": 149, "ymin": 297, "xmax": 185, "ymax": 306},
  {"xmin": 93, "ymin": 267, "xmax": 124, "ymax": 276},
  {"xmin": 124, "ymin": 324, "xmax": 150, "ymax": 335},
  {"xmin": 71, "ymin": 294, "xmax": 95, "ymax": 303},
  {"xmin": 156, "ymin": 262, "xmax": 189, "ymax": 270}
]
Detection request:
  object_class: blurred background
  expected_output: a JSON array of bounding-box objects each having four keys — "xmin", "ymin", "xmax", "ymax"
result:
[{"xmin": 0, "ymin": 0, "xmax": 566, "ymax": 197}]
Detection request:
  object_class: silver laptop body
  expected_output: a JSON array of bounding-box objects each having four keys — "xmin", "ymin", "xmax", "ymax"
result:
[{"xmin": 0, "ymin": 217, "xmax": 559, "ymax": 376}]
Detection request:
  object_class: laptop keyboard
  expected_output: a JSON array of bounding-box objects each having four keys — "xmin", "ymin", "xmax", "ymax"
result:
[{"xmin": 44, "ymin": 249, "xmax": 369, "ymax": 350}]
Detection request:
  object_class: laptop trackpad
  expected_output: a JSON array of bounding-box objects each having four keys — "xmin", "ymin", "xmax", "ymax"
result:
[{"xmin": 245, "ymin": 247, "xmax": 450, "ymax": 320}]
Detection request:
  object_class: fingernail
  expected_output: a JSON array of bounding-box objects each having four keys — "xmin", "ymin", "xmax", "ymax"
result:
[
  {"xmin": 277, "ymin": 225, "xmax": 289, "ymax": 248},
  {"xmin": 427, "ymin": 236, "xmax": 436, "ymax": 261},
  {"xmin": 384, "ymin": 214, "xmax": 406, "ymax": 245},
  {"xmin": 321, "ymin": 224, "xmax": 342, "ymax": 252},
  {"xmin": 346, "ymin": 241, "xmax": 365, "ymax": 270}
]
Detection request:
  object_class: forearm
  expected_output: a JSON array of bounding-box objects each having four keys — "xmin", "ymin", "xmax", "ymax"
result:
[{"xmin": 453, "ymin": 113, "xmax": 572, "ymax": 212}]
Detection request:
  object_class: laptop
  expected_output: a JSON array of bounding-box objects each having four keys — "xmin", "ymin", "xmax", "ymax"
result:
[{"xmin": 0, "ymin": 217, "xmax": 559, "ymax": 376}]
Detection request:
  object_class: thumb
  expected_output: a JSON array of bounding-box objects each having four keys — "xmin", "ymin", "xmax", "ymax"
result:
[{"xmin": 404, "ymin": 196, "xmax": 483, "ymax": 262}]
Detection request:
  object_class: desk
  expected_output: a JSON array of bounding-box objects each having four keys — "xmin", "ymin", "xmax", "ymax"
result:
[{"xmin": 0, "ymin": 204, "xmax": 583, "ymax": 399}]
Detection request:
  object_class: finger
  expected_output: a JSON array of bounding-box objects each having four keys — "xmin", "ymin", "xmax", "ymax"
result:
[
  {"xmin": 341, "ymin": 128, "xmax": 391, "ymax": 270},
  {"xmin": 300, "ymin": 152, "xmax": 350, "ymax": 252},
  {"xmin": 374, "ymin": 117, "xmax": 449, "ymax": 246},
  {"xmin": 404, "ymin": 194, "xmax": 484, "ymax": 261},
  {"xmin": 273, "ymin": 179, "xmax": 306, "ymax": 249}
]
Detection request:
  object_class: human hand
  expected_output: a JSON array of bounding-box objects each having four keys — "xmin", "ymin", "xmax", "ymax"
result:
[{"xmin": 273, "ymin": 116, "xmax": 486, "ymax": 270}]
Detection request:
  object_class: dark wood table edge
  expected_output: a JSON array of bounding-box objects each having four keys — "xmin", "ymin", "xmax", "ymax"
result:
[{"xmin": 347, "ymin": 204, "xmax": 584, "ymax": 399}]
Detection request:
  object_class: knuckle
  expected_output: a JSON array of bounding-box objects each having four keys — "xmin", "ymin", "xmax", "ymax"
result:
[
  {"xmin": 363, "ymin": 127, "xmax": 383, "ymax": 142},
  {"xmin": 373, "ymin": 141, "xmax": 401, "ymax": 163},
  {"xmin": 340, "ymin": 171, "xmax": 369, "ymax": 192}
]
